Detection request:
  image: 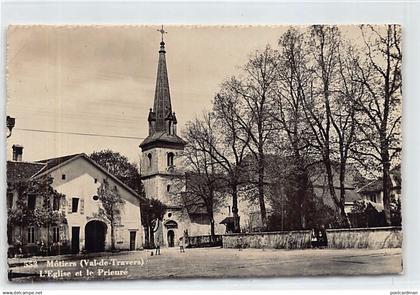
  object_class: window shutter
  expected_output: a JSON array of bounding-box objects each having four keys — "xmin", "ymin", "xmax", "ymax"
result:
[
  {"xmin": 61, "ymin": 197, "xmax": 66, "ymax": 214},
  {"xmin": 35, "ymin": 195, "xmax": 42, "ymax": 209},
  {"xmin": 80, "ymin": 198, "xmax": 85, "ymax": 214},
  {"xmin": 68, "ymin": 198, "xmax": 72, "ymax": 214}
]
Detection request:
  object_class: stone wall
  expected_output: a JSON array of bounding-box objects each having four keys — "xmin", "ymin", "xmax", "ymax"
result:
[
  {"xmin": 326, "ymin": 226, "xmax": 402, "ymax": 249},
  {"xmin": 222, "ymin": 227, "xmax": 402, "ymax": 249},
  {"xmin": 222, "ymin": 230, "xmax": 312, "ymax": 249},
  {"xmin": 187, "ymin": 235, "xmax": 222, "ymax": 248}
]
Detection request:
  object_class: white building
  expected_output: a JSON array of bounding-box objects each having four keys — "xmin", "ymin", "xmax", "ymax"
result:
[{"xmin": 7, "ymin": 149, "xmax": 145, "ymax": 254}]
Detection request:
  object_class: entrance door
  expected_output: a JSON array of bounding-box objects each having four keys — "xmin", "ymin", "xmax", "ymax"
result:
[
  {"xmin": 129, "ymin": 231, "xmax": 136, "ymax": 251},
  {"xmin": 167, "ymin": 230, "xmax": 175, "ymax": 247},
  {"xmin": 71, "ymin": 227, "xmax": 80, "ymax": 254},
  {"xmin": 85, "ymin": 220, "xmax": 107, "ymax": 253}
]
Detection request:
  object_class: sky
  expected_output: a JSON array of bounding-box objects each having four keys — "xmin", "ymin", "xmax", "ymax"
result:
[{"xmin": 6, "ymin": 25, "xmax": 364, "ymax": 164}]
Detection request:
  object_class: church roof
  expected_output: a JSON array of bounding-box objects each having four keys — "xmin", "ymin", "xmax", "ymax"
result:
[{"xmin": 140, "ymin": 131, "xmax": 186, "ymax": 150}]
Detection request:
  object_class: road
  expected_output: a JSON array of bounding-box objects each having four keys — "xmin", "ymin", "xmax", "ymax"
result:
[{"xmin": 8, "ymin": 247, "xmax": 402, "ymax": 282}]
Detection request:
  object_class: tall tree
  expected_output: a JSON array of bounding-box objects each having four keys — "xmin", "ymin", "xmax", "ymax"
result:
[
  {"xmin": 352, "ymin": 25, "xmax": 402, "ymax": 225},
  {"xmin": 217, "ymin": 45, "xmax": 279, "ymax": 230},
  {"xmin": 97, "ymin": 179, "xmax": 125, "ymax": 251},
  {"xmin": 183, "ymin": 114, "xmax": 228, "ymax": 236},
  {"xmin": 298, "ymin": 25, "xmax": 353, "ymax": 226},
  {"xmin": 272, "ymin": 27, "xmax": 315, "ymax": 229},
  {"xmin": 213, "ymin": 90, "xmax": 251, "ymax": 232}
]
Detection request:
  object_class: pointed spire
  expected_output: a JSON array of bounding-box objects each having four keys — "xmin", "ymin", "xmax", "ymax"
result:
[
  {"xmin": 139, "ymin": 27, "xmax": 186, "ymax": 151},
  {"xmin": 153, "ymin": 26, "xmax": 172, "ymax": 132}
]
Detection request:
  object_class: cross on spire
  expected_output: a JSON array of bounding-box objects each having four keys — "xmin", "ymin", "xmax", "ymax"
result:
[{"xmin": 157, "ymin": 25, "xmax": 167, "ymax": 42}]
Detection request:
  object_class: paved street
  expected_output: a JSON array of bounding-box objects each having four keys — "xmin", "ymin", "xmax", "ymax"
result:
[{"xmin": 8, "ymin": 247, "xmax": 402, "ymax": 282}]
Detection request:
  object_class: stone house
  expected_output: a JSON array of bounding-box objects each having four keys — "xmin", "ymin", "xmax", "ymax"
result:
[{"xmin": 7, "ymin": 148, "xmax": 145, "ymax": 255}]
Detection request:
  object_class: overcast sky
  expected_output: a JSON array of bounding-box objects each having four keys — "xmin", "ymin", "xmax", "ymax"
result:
[
  {"xmin": 6, "ymin": 25, "xmax": 289, "ymax": 163},
  {"xmin": 6, "ymin": 25, "xmax": 363, "ymax": 164}
]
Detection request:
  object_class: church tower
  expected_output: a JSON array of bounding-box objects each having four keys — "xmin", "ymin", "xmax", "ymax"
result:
[{"xmin": 139, "ymin": 29, "xmax": 186, "ymax": 238}]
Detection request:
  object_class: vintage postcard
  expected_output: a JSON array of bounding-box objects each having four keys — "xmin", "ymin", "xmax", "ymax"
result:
[{"xmin": 6, "ymin": 25, "xmax": 402, "ymax": 282}]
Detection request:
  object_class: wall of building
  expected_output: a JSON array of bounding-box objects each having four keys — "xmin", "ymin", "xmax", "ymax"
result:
[
  {"xmin": 222, "ymin": 227, "xmax": 402, "ymax": 249},
  {"xmin": 49, "ymin": 157, "xmax": 143, "ymax": 251},
  {"xmin": 141, "ymin": 147, "xmax": 184, "ymax": 177}
]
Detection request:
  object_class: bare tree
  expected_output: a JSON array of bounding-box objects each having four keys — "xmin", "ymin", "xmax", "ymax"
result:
[
  {"xmin": 352, "ymin": 25, "xmax": 402, "ymax": 225},
  {"xmin": 217, "ymin": 45, "xmax": 280, "ymax": 230},
  {"xmin": 299, "ymin": 25, "xmax": 352, "ymax": 226},
  {"xmin": 272, "ymin": 28, "xmax": 314, "ymax": 229},
  {"xmin": 212, "ymin": 91, "xmax": 252, "ymax": 232},
  {"xmin": 182, "ymin": 115, "xmax": 227, "ymax": 237}
]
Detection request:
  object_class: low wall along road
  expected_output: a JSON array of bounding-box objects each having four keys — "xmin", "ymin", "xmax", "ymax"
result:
[{"xmin": 222, "ymin": 226, "xmax": 402, "ymax": 249}]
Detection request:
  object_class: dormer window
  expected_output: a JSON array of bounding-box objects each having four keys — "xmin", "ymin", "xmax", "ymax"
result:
[{"xmin": 167, "ymin": 152, "xmax": 174, "ymax": 167}]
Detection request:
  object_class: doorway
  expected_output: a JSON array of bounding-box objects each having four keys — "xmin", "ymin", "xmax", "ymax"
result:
[
  {"xmin": 85, "ymin": 220, "xmax": 107, "ymax": 253},
  {"xmin": 71, "ymin": 227, "xmax": 80, "ymax": 254},
  {"xmin": 129, "ymin": 231, "xmax": 136, "ymax": 251},
  {"xmin": 167, "ymin": 230, "xmax": 175, "ymax": 247}
]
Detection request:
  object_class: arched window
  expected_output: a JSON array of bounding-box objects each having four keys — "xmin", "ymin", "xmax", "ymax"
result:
[
  {"xmin": 167, "ymin": 152, "xmax": 174, "ymax": 167},
  {"xmin": 147, "ymin": 153, "xmax": 152, "ymax": 168}
]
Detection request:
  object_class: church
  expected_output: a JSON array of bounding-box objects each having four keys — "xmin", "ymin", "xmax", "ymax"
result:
[{"xmin": 139, "ymin": 32, "xmax": 215, "ymax": 247}]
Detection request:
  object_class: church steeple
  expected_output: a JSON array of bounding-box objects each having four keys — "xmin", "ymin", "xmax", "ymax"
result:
[
  {"xmin": 152, "ymin": 39, "xmax": 172, "ymax": 132},
  {"xmin": 140, "ymin": 26, "xmax": 186, "ymax": 152}
]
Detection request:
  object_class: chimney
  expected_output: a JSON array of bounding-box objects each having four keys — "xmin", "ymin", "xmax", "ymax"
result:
[{"xmin": 12, "ymin": 144, "xmax": 23, "ymax": 162}]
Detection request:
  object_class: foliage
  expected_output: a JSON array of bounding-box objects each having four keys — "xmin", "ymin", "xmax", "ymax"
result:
[
  {"xmin": 97, "ymin": 179, "xmax": 125, "ymax": 250},
  {"xmin": 140, "ymin": 198, "xmax": 166, "ymax": 248},
  {"xmin": 97, "ymin": 179, "xmax": 125, "ymax": 223},
  {"xmin": 390, "ymin": 198, "xmax": 402, "ymax": 226},
  {"xmin": 7, "ymin": 176, "xmax": 66, "ymax": 229},
  {"xmin": 141, "ymin": 198, "xmax": 166, "ymax": 226},
  {"xmin": 90, "ymin": 149, "xmax": 144, "ymax": 196}
]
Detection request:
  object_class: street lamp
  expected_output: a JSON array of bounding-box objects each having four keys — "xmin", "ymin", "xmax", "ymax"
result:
[{"xmin": 6, "ymin": 116, "xmax": 15, "ymax": 138}]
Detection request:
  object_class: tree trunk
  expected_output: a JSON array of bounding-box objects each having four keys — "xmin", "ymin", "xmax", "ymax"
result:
[
  {"xmin": 257, "ymin": 153, "xmax": 267, "ymax": 231},
  {"xmin": 144, "ymin": 225, "xmax": 150, "ymax": 248},
  {"xmin": 210, "ymin": 219, "xmax": 215, "ymax": 243},
  {"xmin": 231, "ymin": 185, "xmax": 240, "ymax": 233},
  {"xmin": 339, "ymin": 160, "xmax": 352, "ymax": 228},
  {"xmin": 111, "ymin": 223, "xmax": 115, "ymax": 251},
  {"xmin": 382, "ymin": 159, "xmax": 392, "ymax": 226},
  {"xmin": 324, "ymin": 157, "xmax": 350, "ymax": 227}
]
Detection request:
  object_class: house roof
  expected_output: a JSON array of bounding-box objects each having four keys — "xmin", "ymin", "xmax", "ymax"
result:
[
  {"xmin": 35, "ymin": 153, "xmax": 82, "ymax": 174},
  {"xmin": 8, "ymin": 153, "xmax": 146, "ymax": 202},
  {"xmin": 6, "ymin": 161, "xmax": 45, "ymax": 183},
  {"xmin": 358, "ymin": 165, "xmax": 401, "ymax": 194},
  {"xmin": 180, "ymin": 191, "xmax": 208, "ymax": 215},
  {"xmin": 219, "ymin": 216, "xmax": 236, "ymax": 225}
]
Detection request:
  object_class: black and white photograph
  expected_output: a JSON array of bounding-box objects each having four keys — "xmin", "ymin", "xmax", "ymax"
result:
[{"xmin": 5, "ymin": 24, "xmax": 402, "ymax": 282}]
